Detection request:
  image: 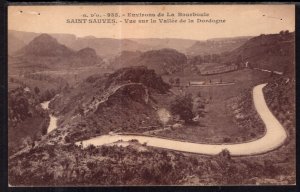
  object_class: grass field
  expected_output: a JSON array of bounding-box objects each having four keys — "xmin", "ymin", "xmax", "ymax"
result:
[
  {"xmin": 164, "ymin": 69, "xmax": 273, "ymax": 100},
  {"xmin": 156, "ymin": 69, "xmax": 273, "ymax": 143}
]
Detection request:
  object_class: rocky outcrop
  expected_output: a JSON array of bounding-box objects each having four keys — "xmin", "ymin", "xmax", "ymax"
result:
[
  {"xmin": 105, "ymin": 66, "xmax": 170, "ymax": 93},
  {"xmin": 46, "ymin": 67, "xmax": 171, "ymax": 143}
]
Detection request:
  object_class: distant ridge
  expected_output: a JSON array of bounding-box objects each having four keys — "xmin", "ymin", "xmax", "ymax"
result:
[
  {"xmin": 186, "ymin": 36, "xmax": 253, "ymax": 56},
  {"xmin": 111, "ymin": 48, "xmax": 187, "ymax": 75},
  {"xmin": 12, "ymin": 33, "xmax": 103, "ymax": 68},
  {"xmin": 16, "ymin": 33, "xmax": 74, "ymax": 57},
  {"xmin": 8, "ymin": 30, "xmax": 252, "ymax": 58}
]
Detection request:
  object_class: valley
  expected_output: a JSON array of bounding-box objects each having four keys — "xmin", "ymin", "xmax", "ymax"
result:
[
  {"xmin": 77, "ymin": 83, "xmax": 287, "ymax": 156},
  {"xmin": 8, "ymin": 30, "xmax": 295, "ymax": 185}
]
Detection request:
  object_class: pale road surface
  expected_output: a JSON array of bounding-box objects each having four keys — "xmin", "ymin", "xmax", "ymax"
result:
[{"xmin": 76, "ymin": 83, "xmax": 288, "ymax": 156}]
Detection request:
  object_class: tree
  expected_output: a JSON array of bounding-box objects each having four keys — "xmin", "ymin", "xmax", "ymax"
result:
[
  {"xmin": 192, "ymin": 55, "xmax": 203, "ymax": 65},
  {"xmin": 168, "ymin": 77, "xmax": 174, "ymax": 85},
  {"xmin": 43, "ymin": 90, "xmax": 52, "ymax": 101},
  {"xmin": 211, "ymin": 54, "xmax": 221, "ymax": 63},
  {"xmin": 197, "ymin": 91, "xmax": 201, "ymax": 97},
  {"xmin": 218, "ymin": 149, "xmax": 231, "ymax": 161},
  {"xmin": 203, "ymin": 54, "xmax": 211, "ymax": 63},
  {"xmin": 170, "ymin": 94, "xmax": 194, "ymax": 123},
  {"xmin": 284, "ymin": 30, "xmax": 289, "ymax": 35},
  {"xmin": 279, "ymin": 30, "xmax": 285, "ymax": 35},
  {"xmin": 175, "ymin": 78, "xmax": 180, "ymax": 87},
  {"xmin": 77, "ymin": 106, "xmax": 85, "ymax": 116},
  {"xmin": 194, "ymin": 96, "xmax": 206, "ymax": 118},
  {"xmin": 236, "ymin": 55, "xmax": 243, "ymax": 68},
  {"xmin": 34, "ymin": 87, "xmax": 40, "ymax": 95}
]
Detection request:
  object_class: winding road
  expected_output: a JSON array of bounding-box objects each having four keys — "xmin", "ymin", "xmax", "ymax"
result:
[{"xmin": 77, "ymin": 83, "xmax": 288, "ymax": 156}]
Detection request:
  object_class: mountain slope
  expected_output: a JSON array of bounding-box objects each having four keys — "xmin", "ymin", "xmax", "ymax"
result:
[
  {"xmin": 223, "ymin": 32, "xmax": 295, "ymax": 73},
  {"xmin": 8, "ymin": 30, "xmax": 196, "ymax": 58},
  {"xmin": 129, "ymin": 38, "xmax": 197, "ymax": 53},
  {"xmin": 68, "ymin": 37, "xmax": 150, "ymax": 59},
  {"xmin": 12, "ymin": 34, "xmax": 103, "ymax": 69},
  {"xmin": 111, "ymin": 49, "xmax": 187, "ymax": 75},
  {"xmin": 16, "ymin": 34, "xmax": 74, "ymax": 57},
  {"xmin": 186, "ymin": 36, "xmax": 252, "ymax": 56},
  {"xmin": 109, "ymin": 51, "xmax": 142, "ymax": 69},
  {"xmin": 8, "ymin": 33, "xmax": 26, "ymax": 55},
  {"xmin": 8, "ymin": 30, "xmax": 77, "ymax": 53}
]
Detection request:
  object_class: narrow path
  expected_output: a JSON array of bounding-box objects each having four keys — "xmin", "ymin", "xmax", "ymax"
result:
[
  {"xmin": 189, "ymin": 82, "xmax": 235, "ymax": 87},
  {"xmin": 77, "ymin": 83, "xmax": 287, "ymax": 156},
  {"xmin": 253, "ymin": 68, "xmax": 283, "ymax": 75}
]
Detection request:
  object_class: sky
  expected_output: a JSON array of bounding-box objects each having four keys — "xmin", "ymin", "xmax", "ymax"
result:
[{"xmin": 8, "ymin": 4, "xmax": 295, "ymax": 40}]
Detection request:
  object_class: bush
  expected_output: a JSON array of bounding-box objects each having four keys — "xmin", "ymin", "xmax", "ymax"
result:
[
  {"xmin": 170, "ymin": 94, "xmax": 194, "ymax": 123},
  {"xmin": 34, "ymin": 87, "xmax": 40, "ymax": 95},
  {"xmin": 218, "ymin": 149, "xmax": 231, "ymax": 160}
]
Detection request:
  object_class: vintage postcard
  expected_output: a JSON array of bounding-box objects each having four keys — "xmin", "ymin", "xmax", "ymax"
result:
[{"xmin": 8, "ymin": 4, "xmax": 295, "ymax": 186}]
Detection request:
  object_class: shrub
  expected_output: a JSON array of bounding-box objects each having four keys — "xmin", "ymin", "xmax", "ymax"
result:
[
  {"xmin": 170, "ymin": 94, "xmax": 194, "ymax": 123},
  {"xmin": 218, "ymin": 149, "xmax": 231, "ymax": 160}
]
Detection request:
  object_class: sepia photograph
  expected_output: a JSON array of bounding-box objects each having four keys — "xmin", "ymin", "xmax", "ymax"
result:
[{"xmin": 7, "ymin": 4, "xmax": 295, "ymax": 186}]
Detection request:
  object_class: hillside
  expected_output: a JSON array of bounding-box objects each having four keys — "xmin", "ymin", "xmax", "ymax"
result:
[
  {"xmin": 111, "ymin": 49, "xmax": 187, "ymax": 75},
  {"xmin": 8, "ymin": 30, "xmax": 150, "ymax": 58},
  {"xmin": 9, "ymin": 30, "xmax": 196, "ymax": 58},
  {"xmin": 264, "ymin": 76, "xmax": 295, "ymax": 130},
  {"xmin": 10, "ymin": 30, "xmax": 255, "ymax": 59},
  {"xmin": 129, "ymin": 38, "xmax": 197, "ymax": 53},
  {"xmin": 186, "ymin": 36, "xmax": 252, "ymax": 56},
  {"xmin": 68, "ymin": 37, "xmax": 150, "ymax": 59},
  {"xmin": 8, "ymin": 30, "xmax": 77, "ymax": 55},
  {"xmin": 47, "ymin": 67, "xmax": 172, "ymax": 143},
  {"xmin": 16, "ymin": 34, "xmax": 74, "ymax": 57},
  {"xmin": 8, "ymin": 86, "xmax": 49, "ymax": 156},
  {"xmin": 8, "ymin": 33, "xmax": 26, "ymax": 55},
  {"xmin": 8, "ymin": 30, "xmax": 295, "ymax": 186},
  {"xmin": 109, "ymin": 51, "xmax": 142, "ymax": 69},
  {"xmin": 11, "ymin": 34, "xmax": 103, "ymax": 69},
  {"xmin": 222, "ymin": 32, "xmax": 295, "ymax": 73}
]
